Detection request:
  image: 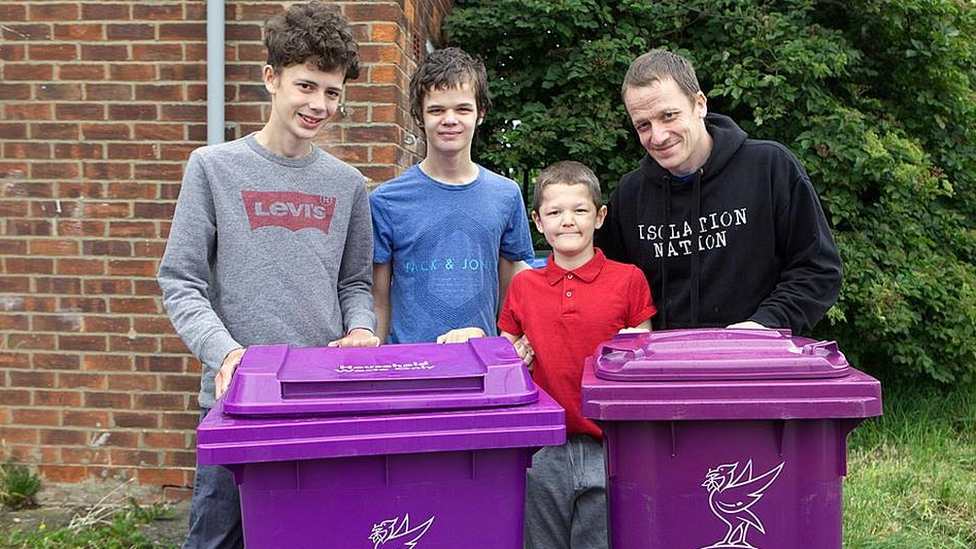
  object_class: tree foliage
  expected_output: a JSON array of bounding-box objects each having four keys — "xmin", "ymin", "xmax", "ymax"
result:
[{"xmin": 445, "ymin": 0, "xmax": 975, "ymax": 382}]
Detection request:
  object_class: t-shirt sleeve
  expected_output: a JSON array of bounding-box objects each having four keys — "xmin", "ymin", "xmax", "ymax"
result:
[
  {"xmin": 369, "ymin": 190, "xmax": 393, "ymax": 264},
  {"xmin": 626, "ymin": 266, "xmax": 657, "ymax": 327},
  {"xmin": 497, "ymin": 274, "xmax": 525, "ymax": 337},
  {"xmin": 499, "ymin": 192, "xmax": 535, "ymax": 262}
]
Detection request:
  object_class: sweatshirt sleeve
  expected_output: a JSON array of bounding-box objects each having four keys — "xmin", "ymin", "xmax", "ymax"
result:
[
  {"xmin": 157, "ymin": 151, "xmax": 242, "ymax": 369},
  {"xmin": 748, "ymin": 163, "xmax": 843, "ymax": 333},
  {"xmin": 337, "ymin": 180, "xmax": 377, "ymax": 334}
]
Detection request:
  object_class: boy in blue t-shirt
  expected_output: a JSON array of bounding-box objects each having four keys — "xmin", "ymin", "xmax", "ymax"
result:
[{"xmin": 370, "ymin": 48, "xmax": 534, "ymax": 344}]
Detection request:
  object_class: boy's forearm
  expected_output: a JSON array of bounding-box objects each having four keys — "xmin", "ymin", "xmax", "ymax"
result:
[{"xmin": 372, "ymin": 262, "xmax": 392, "ymax": 343}]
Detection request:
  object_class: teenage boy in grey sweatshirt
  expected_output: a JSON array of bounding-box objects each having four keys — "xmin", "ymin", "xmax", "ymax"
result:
[{"xmin": 157, "ymin": 3, "xmax": 378, "ymax": 548}]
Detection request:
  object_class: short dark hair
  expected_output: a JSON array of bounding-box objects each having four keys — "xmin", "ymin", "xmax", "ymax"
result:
[
  {"xmin": 409, "ymin": 47, "xmax": 491, "ymax": 127},
  {"xmin": 264, "ymin": 1, "xmax": 360, "ymax": 80},
  {"xmin": 533, "ymin": 161, "xmax": 602, "ymax": 213},
  {"xmin": 622, "ymin": 49, "xmax": 700, "ymax": 102}
]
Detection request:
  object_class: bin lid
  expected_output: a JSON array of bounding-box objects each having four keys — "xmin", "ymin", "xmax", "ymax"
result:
[
  {"xmin": 582, "ymin": 329, "xmax": 882, "ymax": 421},
  {"xmin": 595, "ymin": 328, "xmax": 849, "ymax": 381},
  {"xmin": 220, "ymin": 337, "xmax": 539, "ymax": 416}
]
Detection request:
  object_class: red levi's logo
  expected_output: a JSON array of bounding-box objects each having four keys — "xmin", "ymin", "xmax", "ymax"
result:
[{"xmin": 242, "ymin": 191, "xmax": 337, "ymax": 234}]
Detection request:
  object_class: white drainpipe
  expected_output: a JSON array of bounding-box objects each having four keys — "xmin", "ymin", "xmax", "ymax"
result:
[{"xmin": 206, "ymin": 0, "xmax": 225, "ymax": 145}]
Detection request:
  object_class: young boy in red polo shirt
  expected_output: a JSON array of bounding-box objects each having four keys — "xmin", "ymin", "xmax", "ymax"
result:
[{"xmin": 498, "ymin": 161, "xmax": 655, "ymax": 549}]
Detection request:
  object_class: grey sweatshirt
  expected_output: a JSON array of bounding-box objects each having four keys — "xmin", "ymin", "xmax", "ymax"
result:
[{"xmin": 158, "ymin": 134, "xmax": 375, "ymax": 409}]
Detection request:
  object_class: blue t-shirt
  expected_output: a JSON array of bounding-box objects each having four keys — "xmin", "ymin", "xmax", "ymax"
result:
[{"xmin": 370, "ymin": 164, "xmax": 534, "ymax": 343}]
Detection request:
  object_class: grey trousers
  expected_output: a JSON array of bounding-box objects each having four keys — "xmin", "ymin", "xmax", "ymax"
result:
[
  {"xmin": 182, "ymin": 409, "xmax": 244, "ymax": 549},
  {"xmin": 524, "ymin": 435, "xmax": 608, "ymax": 549}
]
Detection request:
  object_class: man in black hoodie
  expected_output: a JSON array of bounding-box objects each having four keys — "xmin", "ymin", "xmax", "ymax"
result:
[{"xmin": 595, "ymin": 49, "xmax": 842, "ymax": 334}]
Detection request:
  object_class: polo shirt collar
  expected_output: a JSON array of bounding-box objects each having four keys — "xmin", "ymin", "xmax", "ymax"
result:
[{"xmin": 544, "ymin": 248, "xmax": 607, "ymax": 285}]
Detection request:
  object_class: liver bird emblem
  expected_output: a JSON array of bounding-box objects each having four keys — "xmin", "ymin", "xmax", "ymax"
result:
[
  {"xmin": 699, "ymin": 460, "xmax": 784, "ymax": 549},
  {"xmin": 368, "ymin": 514, "xmax": 435, "ymax": 549}
]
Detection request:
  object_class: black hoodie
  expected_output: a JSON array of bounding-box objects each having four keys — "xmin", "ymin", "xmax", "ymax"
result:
[{"xmin": 596, "ymin": 113, "xmax": 842, "ymax": 333}]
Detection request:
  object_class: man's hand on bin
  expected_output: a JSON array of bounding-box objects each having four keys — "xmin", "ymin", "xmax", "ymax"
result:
[
  {"xmin": 436, "ymin": 327, "xmax": 486, "ymax": 344},
  {"xmin": 726, "ymin": 321, "xmax": 768, "ymax": 330},
  {"xmin": 329, "ymin": 328, "xmax": 381, "ymax": 348},
  {"xmin": 215, "ymin": 347, "xmax": 246, "ymax": 400}
]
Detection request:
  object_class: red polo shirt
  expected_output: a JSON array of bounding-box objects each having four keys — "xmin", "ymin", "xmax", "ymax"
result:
[{"xmin": 499, "ymin": 249, "xmax": 655, "ymax": 439}]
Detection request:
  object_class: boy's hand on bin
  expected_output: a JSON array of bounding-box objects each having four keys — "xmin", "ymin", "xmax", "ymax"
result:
[
  {"xmin": 215, "ymin": 347, "xmax": 246, "ymax": 400},
  {"xmin": 513, "ymin": 336, "xmax": 535, "ymax": 371},
  {"xmin": 436, "ymin": 327, "xmax": 486, "ymax": 344},
  {"xmin": 329, "ymin": 328, "xmax": 381, "ymax": 348}
]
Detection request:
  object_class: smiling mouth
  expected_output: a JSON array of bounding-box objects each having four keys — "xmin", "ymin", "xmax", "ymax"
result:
[{"xmin": 299, "ymin": 113, "xmax": 323, "ymax": 125}]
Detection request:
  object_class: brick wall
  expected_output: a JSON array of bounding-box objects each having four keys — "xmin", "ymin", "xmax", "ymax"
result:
[{"xmin": 0, "ymin": 0, "xmax": 453, "ymax": 503}]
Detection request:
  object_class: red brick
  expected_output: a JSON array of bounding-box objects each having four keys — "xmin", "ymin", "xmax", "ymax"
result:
[
  {"xmin": 164, "ymin": 451, "xmax": 196, "ymax": 468},
  {"xmin": 54, "ymin": 23, "xmax": 104, "ymax": 40},
  {"xmin": 0, "ymin": 240, "xmax": 28, "ymax": 255},
  {"xmin": 83, "ymin": 278, "xmax": 132, "ymax": 295},
  {"xmin": 33, "ymin": 314, "xmax": 84, "ymax": 332},
  {"xmin": 83, "ymin": 202, "xmax": 130, "ymax": 218},
  {"xmin": 6, "ymin": 103, "xmax": 53, "ymax": 120},
  {"xmin": 108, "ymin": 298, "xmax": 159, "ymax": 315},
  {"xmin": 35, "ymin": 83, "xmax": 83, "ymax": 101},
  {"xmin": 225, "ymin": 104, "xmax": 262, "ymax": 122},
  {"xmin": 161, "ymin": 374, "xmax": 198, "ymax": 393},
  {"xmin": 159, "ymin": 63, "xmax": 206, "ymax": 81},
  {"xmin": 0, "ymin": 200, "xmax": 29, "ymax": 216},
  {"xmin": 135, "ymin": 85, "xmax": 183, "ymax": 102},
  {"xmin": 133, "ymin": 202, "xmax": 174, "ymax": 219},
  {"xmin": 0, "ymin": 313, "xmax": 29, "ymax": 330},
  {"xmin": 9, "ymin": 370, "xmax": 56, "ymax": 387},
  {"xmin": 62, "ymin": 410, "xmax": 110, "ymax": 428},
  {"xmin": 35, "ymin": 390, "xmax": 82, "ymax": 407},
  {"xmin": 81, "ymin": 123, "xmax": 130, "ymax": 140},
  {"xmin": 134, "ymin": 123, "xmax": 184, "ymax": 141},
  {"xmin": 40, "ymin": 428, "xmax": 88, "ymax": 446},
  {"xmin": 84, "ymin": 391, "xmax": 130, "ymax": 409},
  {"xmin": 136, "ymin": 468, "xmax": 184, "ymax": 486},
  {"xmin": 100, "ymin": 431, "xmax": 139, "ymax": 447},
  {"xmin": 30, "ymin": 239, "xmax": 80, "ymax": 256},
  {"xmin": 132, "ymin": 44, "xmax": 183, "ymax": 62},
  {"xmin": 136, "ymin": 355, "xmax": 185, "ymax": 373},
  {"xmin": 107, "ymin": 259, "xmax": 157, "ymax": 277},
  {"xmin": 0, "ymin": 389, "xmax": 31, "ymax": 406},
  {"xmin": 0, "ymin": 84, "xmax": 30, "ymax": 100},
  {"xmin": 61, "ymin": 447, "xmax": 111, "ymax": 465},
  {"xmin": 33, "ymin": 353, "xmax": 81, "ymax": 370},
  {"xmin": 346, "ymin": 3, "xmax": 402, "ymax": 22},
  {"xmin": 109, "ymin": 335, "xmax": 158, "ymax": 353},
  {"xmin": 108, "ymin": 104, "xmax": 158, "ymax": 121},
  {"xmin": 5, "ymin": 257, "xmax": 54, "ymax": 275},
  {"xmin": 30, "ymin": 3, "xmax": 79, "ymax": 21},
  {"xmin": 9, "ymin": 333, "xmax": 58, "ymax": 351},
  {"xmin": 107, "ymin": 374, "xmax": 157, "ymax": 392},
  {"xmin": 0, "ymin": 351, "xmax": 31, "ymax": 368},
  {"xmin": 0, "ymin": 5, "xmax": 26, "ymax": 20},
  {"xmin": 134, "ymin": 163, "xmax": 183, "ymax": 181},
  {"xmin": 58, "ymin": 296, "xmax": 107, "ymax": 313},
  {"xmin": 56, "ymin": 103, "xmax": 106, "ymax": 120},
  {"xmin": 57, "ymin": 258, "xmax": 105, "ymax": 276},
  {"xmin": 160, "ymin": 104, "xmax": 206, "ymax": 122},
  {"xmin": 81, "ymin": 239, "xmax": 131, "ymax": 257},
  {"xmin": 12, "ymin": 409, "xmax": 60, "ymax": 426},
  {"xmin": 133, "ymin": 279, "xmax": 162, "ymax": 296},
  {"xmin": 107, "ymin": 143, "xmax": 158, "ymax": 160},
  {"xmin": 160, "ymin": 336, "xmax": 189, "ymax": 354},
  {"xmin": 5, "ymin": 181, "xmax": 53, "ymax": 198},
  {"xmin": 360, "ymin": 165, "xmax": 397, "ymax": 183},
  {"xmin": 37, "ymin": 465, "xmax": 86, "ymax": 483},
  {"xmin": 34, "ymin": 276, "xmax": 82, "ymax": 294},
  {"xmin": 5, "ymin": 141, "xmax": 51, "ymax": 159},
  {"xmin": 133, "ymin": 4, "xmax": 183, "ymax": 20},
  {"xmin": 5, "ymin": 63, "xmax": 54, "ymax": 80},
  {"xmin": 86, "ymin": 83, "xmax": 133, "ymax": 101},
  {"xmin": 359, "ymin": 44, "xmax": 404, "ymax": 64},
  {"xmin": 113, "ymin": 412, "xmax": 160, "ymax": 429},
  {"xmin": 59, "ymin": 334, "xmax": 106, "ymax": 352},
  {"xmin": 109, "ymin": 64, "xmax": 156, "ymax": 81},
  {"xmin": 135, "ymin": 393, "xmax": 185, "ymax": 410},
  {"xmin": 82, "ymin": 354, "xmax": 133, "ymax": 372},
  {"xmin": 226, "ymin": 23, "xmax": 262, "ymax": 41},
  {"xmin": 0, "ymin": 163, "xmax": 29, "ymax": 180},
  {"xmin": 59, "ymin": 64, "xmax": 106, "ymax": 80},
  {"xmin": 31, "ymin": 162, "xmax": 79, "ymax": 179},
  {"xmin": 159, "ymin": 23, "xmax": 205, "ymax": 41},
  {"xmin": 133, "ymin": 241, "xmax": 166, "ymax": 257},
  {"xmin": 84, "ymin": 162, "xmax": 132, "ymax": 180},
  {"xmin": 82, "ymin": 4, "xmax": 131, "ymax": 20},
  {"xmin": 0, "ymin": 123, "xmax": 27, "ymax": 142},
  {"xmin": 0, "ymin": 277, "xmax": 30, "ymax": 293},
  {"xmin": 29, "ymin": 44, "xmax": 78, "ymax": 61},
  {"xmin": 0, "ymin": 43, "xmax": 25, "ymax": 61},
  {"xmin": 160, "ymin": 184, "xmax": 182, "ymax": 200},
  {"xmin": 106, "ymin": 23, "xmax": 154, "ymax": 40},
  {"xmin": 1, "ymin": 24, "xmax": 51, "ymax": 40},
  {"xmin": 84, "ymin": 315, "xmax": 130, "ymax": 334},
  {"xmin": 142, "ymin": 431, "xmax": 185, "ymax": 449},
  {"xmin": 31, "ymin": 122, "xmax": 80, "ymax": 140},
  {"xmin": 108, "ymin": 221, "xmax": 155, "ymax": 238},
  {"xmin": 55, "ymin": 142, "xmax": 103, "ymax": 160},
  {"xmin": 0, "ymin": 427, "xmax": 38, "ymax": 444},
  {"xmin": 8, "ymin": 219, "xmax": 52, "ymax": 236},
  {"xmin": 112, "ymin": 449, "xmax": 162, "ymax": 467},
  {"xmin": 105, "ymin": 182, "xmax": 156, "ymax": 200},
  {"xmin": 161, "ymin": 412, "xmax": 199, "ymax": 430}
]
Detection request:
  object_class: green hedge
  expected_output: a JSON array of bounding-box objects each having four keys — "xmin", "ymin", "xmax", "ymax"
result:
[{"xmin": 445, "ymin": 0, "xmax": 975, "ymax": 382}]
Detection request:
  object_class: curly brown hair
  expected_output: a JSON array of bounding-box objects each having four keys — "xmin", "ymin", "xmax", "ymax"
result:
[
  {"xmin": 409, "ymin": 47, "xmax": 491, "ymax": 127},
  {"xmin": 264, "ymin": 1, "xmax": 360, "ymax": 81}
]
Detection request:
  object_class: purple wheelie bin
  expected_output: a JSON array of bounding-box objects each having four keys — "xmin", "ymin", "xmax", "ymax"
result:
[
  {"xmin": 197, "ymin": 337, "xmax": 565, "ymax": 549},
  {"xmin": 581, "ymin": 328, "xmax": 881, "ymax": 549}
]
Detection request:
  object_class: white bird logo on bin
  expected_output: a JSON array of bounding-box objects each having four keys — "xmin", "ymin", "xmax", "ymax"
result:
[
  {"xmin": 699, "ymin": 460, "xmax": 784, "ymax": 549},
  {"xmin": 369, "ymin": 514, "xmax": 435, "ymax": 549}
]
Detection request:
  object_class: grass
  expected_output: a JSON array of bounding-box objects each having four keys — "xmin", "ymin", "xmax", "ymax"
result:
[
  {"xmin": 844, "ymin": 381, "xmax": 976, "ymax": 548},
  {"xmin": 0, "ymin": 462, "xmax": 41, "ymax": 510},
  {"xmin": 0, "ymin": 501, "xmax": 176, "ymax": 549}
]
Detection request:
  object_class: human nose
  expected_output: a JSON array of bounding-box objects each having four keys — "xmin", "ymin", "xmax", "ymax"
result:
[
  {"xmin": 443, "ymin": 111, "xmax": 458, "ymax": 125},
  {"xmin": 560, "ymin": 211, "xmax": 575, "ymax": 226},
  {"xmin": 649, "ymin": 125, "xmax": 669, "ymax": 146},
  {"xmin": 307, "ymin": 91, "xmax": 328, "ymax": 113}
]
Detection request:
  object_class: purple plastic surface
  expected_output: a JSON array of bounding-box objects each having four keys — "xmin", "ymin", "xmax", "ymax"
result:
[
  {"xmin": 221, "ymin": 337, "xmax": 539, "ymax": 415},
  {"xmin": 596, "ymin": 328, "xmax": 849, "ymax": 381},
  {"xmin": 581, "ymin": 328, "xmax": 882, "ymax": 549}
]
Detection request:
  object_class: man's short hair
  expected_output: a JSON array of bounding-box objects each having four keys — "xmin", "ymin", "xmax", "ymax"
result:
[
  {"xmin": 621, "ymin": 49, "xmax": 700, "ymax": 102},
  {"xmin": 264, "ymin": 1, "xmax": 360, "ymax": 81},
  {"xmin": 533, "ymin": 161, "xmax": 602, "ymax": 213},
  {"xmin": 409, "ymin": 47, "xmax": 491, "ymax": 127}
]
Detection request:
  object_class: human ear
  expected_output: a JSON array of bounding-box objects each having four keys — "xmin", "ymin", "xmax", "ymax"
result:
[
  {"xmin": 594, "ymin": 205, "xmax": 608, "ymax": 229},
  {"xmin": 531, "ymin": 211, "xmax": 544, "ymax": 233},
  {"xmin": 263, "ymin": 65, "xmax": 279, "ymax": 94}
]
